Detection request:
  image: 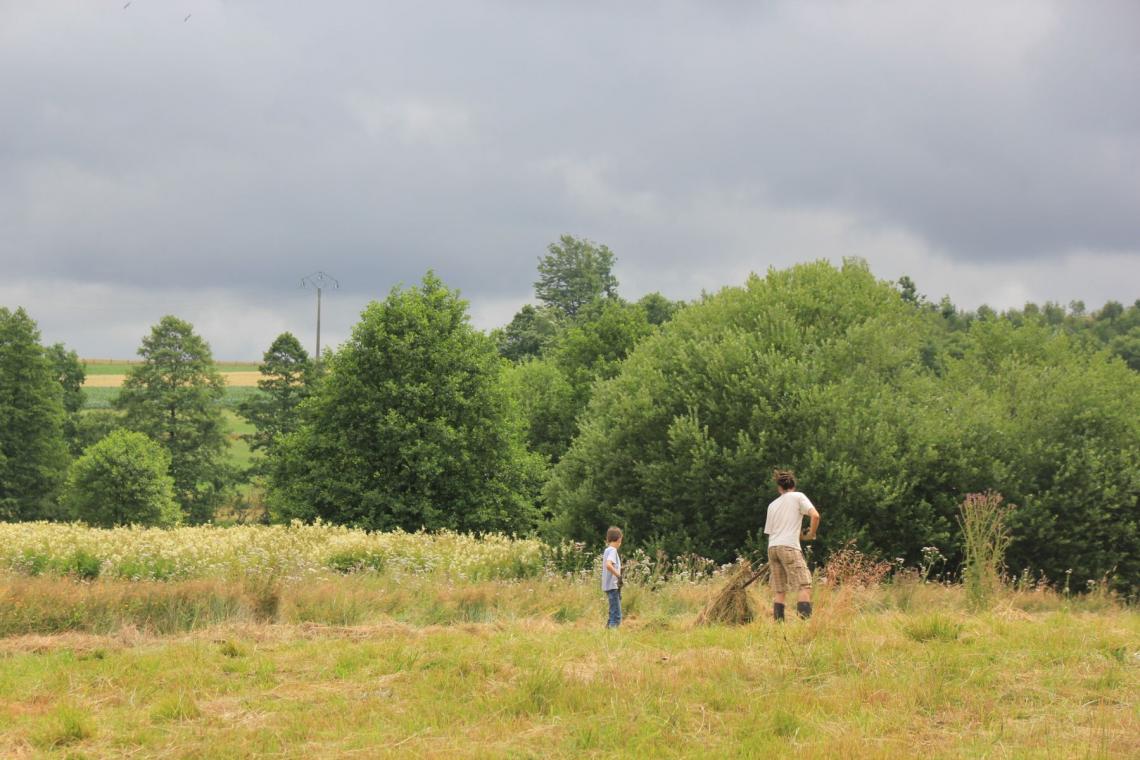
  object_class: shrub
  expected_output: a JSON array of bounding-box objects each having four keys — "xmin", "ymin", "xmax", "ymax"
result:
[{"xmin": 63, "ymin": 429, "xmax": 180, "ymax": 528}]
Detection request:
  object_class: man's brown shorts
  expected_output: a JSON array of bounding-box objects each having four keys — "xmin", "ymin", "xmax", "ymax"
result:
[{"xmin": 768, "ymin": 546, "xmax": 812, "ymax": 593}]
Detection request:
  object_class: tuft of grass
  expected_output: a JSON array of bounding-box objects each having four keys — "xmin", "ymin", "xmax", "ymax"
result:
[
  {"xmin": 507, "ymin": 665, "xmax": 565, "ymax": 717},
  {"xmin": 218, "ymin": 639, "xmax": 248, "ymax": 658},
  {"xmin": 150, "ymin": 692, "xmax": 202, "ymax": 723},
  {"xmin": 770, "ymin": 708, "xmax": 803, "ymax": 738},
  {"xmin": 33, "ymin": 704, "xmax": 95, "ymax": 749},
  {"xmin": 902, "ymin": 613, "xmax": 964, "ymax": 642}
]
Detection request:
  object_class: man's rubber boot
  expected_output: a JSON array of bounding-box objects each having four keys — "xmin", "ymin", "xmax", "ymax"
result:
[
  {"xmin": 773, "ymin": 603, "xmax": 785, "ymax": 622},
  {"xmin": 796, "ymin": 602, "xmax": 812, "ymax": 620}
]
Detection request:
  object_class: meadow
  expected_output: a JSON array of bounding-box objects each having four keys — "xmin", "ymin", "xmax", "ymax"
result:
[
  {"xmin": 0, "ymin": 524, "xmax": 1136, "ymax": 758},
  {"xmin": 81, "ymin": 386, "xmax": 263, "ymax": 411}
]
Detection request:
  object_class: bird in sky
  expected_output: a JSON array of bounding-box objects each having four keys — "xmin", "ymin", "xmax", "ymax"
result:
[
  {"xmin": 184, "ymin": 13, "xmax": 192, "ymax": 22},
  {"xmin": 123, "ymin": 1, "xmax": 131, "ymax": 8}
]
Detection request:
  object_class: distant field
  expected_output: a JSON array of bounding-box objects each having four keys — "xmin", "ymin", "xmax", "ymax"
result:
[
  {"xmin": 83, "ymin": 360, "xmax": 259, "ymax": 375},
  {"xmin": 223, "ymin": 409, "xmax": 256, "ymax": 472},
  {"xmin": 82, "ymin": 386, "xmax": 265, "ymax": 410},
  {"xmin": 81, "ymin": 360, "xmax": 261, "ymax": 391},
  {"xmin": 84, "ymin": 371, "xmax": 261, "ymax": 388}
]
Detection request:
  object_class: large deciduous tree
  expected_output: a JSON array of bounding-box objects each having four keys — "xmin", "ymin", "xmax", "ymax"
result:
[
  {"xmin": 534, "ymin": 235, "xmax": 619, "ymax": 319},
  {"xmin": 546, "ymin": 261, "xmax": 1140, "ymax": 595},
  {"xmin": 115, "ymin": 315, "xmax": 231, "ymax": 524},
  {"xmin": 0, "ymin": 307, "xmax": 70, "ymax": 520},
  {"xmin": 269, "ymin": 273, "xmax": 543, "ymax": 533}
]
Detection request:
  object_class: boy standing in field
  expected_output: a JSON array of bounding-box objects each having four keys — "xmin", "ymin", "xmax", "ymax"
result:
[
  {"xmin": 765, "ymin": 469, "xmax": 820, "ymax": 621},
  {"xmin": 602, "ymin": 527, "xmax": 623, "ymax": 628}
]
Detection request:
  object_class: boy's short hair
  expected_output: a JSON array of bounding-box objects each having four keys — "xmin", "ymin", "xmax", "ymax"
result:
[
  {"xmin": 773, "ymin": 469, "xmax": 797, "ymax": 490},
  {"xmin": 606, "ymin": 526, "xmax": 623, "ymax": 543}
]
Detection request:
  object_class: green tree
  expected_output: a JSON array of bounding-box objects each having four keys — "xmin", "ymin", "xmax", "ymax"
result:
[
  {"xmin": 1108, "ymin": 327, "xmax": 1140, "ymax": 371},
  {"xmin": 896, "ymin": 275, "xmax": 922, "ymax": 305},
  {"xmin": 63, "ymin": 429, "xmax": 179, "ymax": 528},
  {"xmin": 269, "ymin": 273, "xmax": 544, "ymax": 533},
  {"xmin": 45, "ymin": 342, "xmax": 87, "ymax": 456},
  {"xmin": 535, "ymin": 235, "xmax": 619, "ymax": 319},
  {"xmin": 115, "ymin": 316, "xmax": 231, "ymax": 524},
  {"xmin": 552, "ymin": 299, "xmax": 654, "ymax": 408},
  {"xmin": 45, "ymin": 343, "xmax": 85, "ymax": 415},
  {"xmin": 637, "ymin": 292, "xmax": 684, "ymax": 326},
  {"xmin": 72, "ymin": 410, "xmax": 124, "ymax": 455},
  {"xmin": 546, "ymin": 261, "xmax": 1140, "ymax": 595},
  {"xmin": 547, "ymin": 260, "xmax": 940, "ymax": 561},
  {"xmin": 495, "ymin": 304, "xmax": 561, "ymax": 362},
  {"xmin": 0, "ymin": 307, "xmax": 71, "ymax": 520},
  {"xmin": 237, "ymin": 332, "xmax": 312, "ymax": 469},
  {"xmin": 502, "ymin": 358, "xmax": 577, "ymax": 464},
  {"xmin": 505, "ymin": 299, "xmax": 655, "ymax": 465},
  {"xmin": 924, "ymin": 319, "xmax": 1140, "ymax": 595}
]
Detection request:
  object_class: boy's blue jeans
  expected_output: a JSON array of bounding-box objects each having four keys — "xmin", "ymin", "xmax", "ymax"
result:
[{"xmin": 606, "ymin": 589, "xmax": 622, "ymax": 628}]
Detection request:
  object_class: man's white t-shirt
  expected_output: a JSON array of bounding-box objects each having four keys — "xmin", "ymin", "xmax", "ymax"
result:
[{"xmin": 764, "ymin": 491, "xmax": 816, "ymax": 550}]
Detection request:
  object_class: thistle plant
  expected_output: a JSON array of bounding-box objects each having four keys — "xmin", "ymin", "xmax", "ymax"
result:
[{"xmin": 959, "ymin": 491, "xmax": 1013, "ymax": 611}]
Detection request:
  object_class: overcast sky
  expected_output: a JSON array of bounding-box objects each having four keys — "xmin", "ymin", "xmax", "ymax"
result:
[{"xmin": 2, "ymin": 0, "xmax": 1137, "ymax": 360}]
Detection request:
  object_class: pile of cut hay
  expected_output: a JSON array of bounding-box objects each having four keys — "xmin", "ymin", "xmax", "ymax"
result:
[{"xmin": 695, "ymin": 560, "xmax": 769, "ymax": 626}]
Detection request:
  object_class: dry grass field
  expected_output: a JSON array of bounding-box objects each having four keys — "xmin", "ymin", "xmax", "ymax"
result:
[{"xmin": 0, "ymin": 523, "xmax": 1135, "ymax": 759}]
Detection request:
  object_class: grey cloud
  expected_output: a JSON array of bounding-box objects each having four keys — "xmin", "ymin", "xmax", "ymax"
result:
[{"xmin": 1, "ymin": 0, "xmax": 1137, "ymax": 358}]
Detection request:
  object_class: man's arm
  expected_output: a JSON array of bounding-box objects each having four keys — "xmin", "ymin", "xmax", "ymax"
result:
[
  {"xmin": 605, "ymin": 559, "xmax": 621, "ymax": 577},
  {"xmin": 801, "ymin": 509, "xmax": 820, "ymax": 541}
]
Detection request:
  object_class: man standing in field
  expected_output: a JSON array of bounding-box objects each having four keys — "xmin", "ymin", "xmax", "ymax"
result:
[{"xmin": 765, "ymin": 469, "xmax": 820, "ymax": 621}]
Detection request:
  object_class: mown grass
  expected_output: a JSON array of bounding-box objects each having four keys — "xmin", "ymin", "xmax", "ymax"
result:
[{"xmin": 0, "ymin": 574, "xmax": 1136, "ymax": 758}]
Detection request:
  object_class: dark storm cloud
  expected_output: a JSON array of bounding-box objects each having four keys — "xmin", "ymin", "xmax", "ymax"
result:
[{"xmin": 1, "ymin": 0, "xmax": 1137, "ymax": 357}]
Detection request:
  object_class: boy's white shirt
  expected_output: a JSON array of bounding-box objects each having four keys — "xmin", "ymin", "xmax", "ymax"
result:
[
  {"xmin": 765, "ymin": 491, "xmax": 816, "ymax": 550},
  {"xmin": 601, "ymin": 545, "xmax": 621, "ymax": 591}
]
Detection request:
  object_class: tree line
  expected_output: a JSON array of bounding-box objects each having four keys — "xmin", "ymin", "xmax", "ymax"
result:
[{"xmin": 1, "ymin": 237, "xmax": 1137, "ymax": 595}]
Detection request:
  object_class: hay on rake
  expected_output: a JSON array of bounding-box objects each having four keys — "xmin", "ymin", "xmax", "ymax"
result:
[{"xmin": 695, "ymin": 560, "xmax": 769, "ymax": 626}]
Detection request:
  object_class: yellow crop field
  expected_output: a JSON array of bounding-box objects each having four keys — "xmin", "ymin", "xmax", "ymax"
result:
[{"xmin": 82, "ymin": 371, "xmax": 261, "ymax": 388}]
